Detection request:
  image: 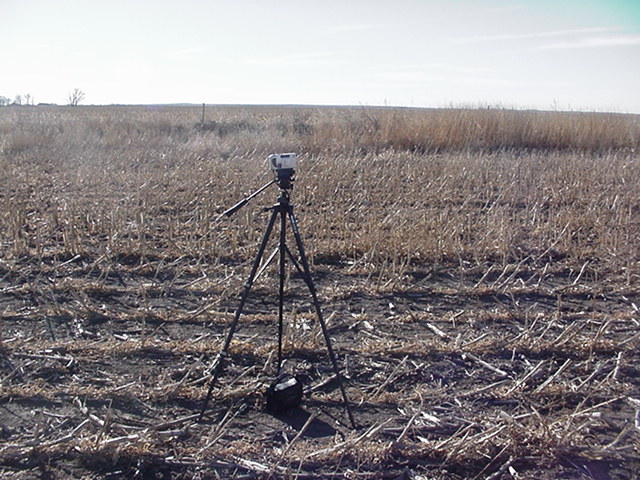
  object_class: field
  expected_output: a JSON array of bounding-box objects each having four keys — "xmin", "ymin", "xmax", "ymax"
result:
[{"xmin": 1, "ymin": 105, "xmax": 639, "ymax": 479}]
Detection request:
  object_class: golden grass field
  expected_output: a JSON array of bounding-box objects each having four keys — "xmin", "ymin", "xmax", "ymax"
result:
[{"xmin": 1, "ymin": 105, "xmax": 639, "ymax": 479}]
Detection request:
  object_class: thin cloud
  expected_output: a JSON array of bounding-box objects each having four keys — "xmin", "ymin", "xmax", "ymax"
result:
[
  {"xmin": 370, "ymin": 69, "xmax": 573, "ymax": 88},
  {"xmin": 328, "ymin": 24, "xmax": 387, "ymax": 33},
  {"xmin": 537, "ymin": 35, "xmax": 640, "ymax": 50},
  {"xmin": 242, "ymin": 52, "xmax": 346, "ymax": 67},
  {"xmin": 372, "ymin": 71, "xmax": 448, "ymax": 83},
  {"xmin": 167, "ymin": 51, "xmax": 346, "ymax": 67},
  {"xmin": 450, "ymin": 27, "xmax": 622, "ymax": 44},
  {"xmin": 484, "ymin": 5, "xmax": 529, "ymax": 14},
  {"xmin": 165, "ymin": 46, "xmax": 210, "ymax": 58},
  {"xmin": 384, "ymin": 63, "xmax": 493, "ymax": 74},
  {"xmin": 370, "ymin": 63, "xmax": 495, "ymax": 85}
]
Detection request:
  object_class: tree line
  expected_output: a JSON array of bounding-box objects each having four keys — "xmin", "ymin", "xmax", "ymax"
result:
[{"xmin": 0, "ymin": 89, "xmax": 85, "ymax": 106}]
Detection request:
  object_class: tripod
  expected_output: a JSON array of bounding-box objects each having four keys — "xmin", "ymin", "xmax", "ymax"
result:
[{"xmin": 199, "ymin": 178, "xmax": 356, "ymax": 429}]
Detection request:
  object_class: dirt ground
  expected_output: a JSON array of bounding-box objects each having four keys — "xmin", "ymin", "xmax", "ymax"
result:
[{"xmin": 1, "ymin": 245, "xmax": 639, "ymax": 479}]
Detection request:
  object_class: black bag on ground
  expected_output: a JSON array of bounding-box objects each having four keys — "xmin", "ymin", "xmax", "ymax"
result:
[{"xmin": 265, "ymin": 374, "xmax": 303, "ymax": 412}]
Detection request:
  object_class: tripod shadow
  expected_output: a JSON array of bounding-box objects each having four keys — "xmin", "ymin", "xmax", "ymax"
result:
[{"xmin": 269, "ymin": 407, "xmax": 337, "ymax": 438}]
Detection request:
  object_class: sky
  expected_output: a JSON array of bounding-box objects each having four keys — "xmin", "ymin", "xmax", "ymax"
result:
[{"xmin": 2, "ymin": 0, "xmax": 640, "ymax": 113}]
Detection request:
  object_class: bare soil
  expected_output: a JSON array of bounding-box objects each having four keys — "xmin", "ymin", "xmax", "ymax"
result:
[{"xmin": 1, "ymin": 247, "xmax": 639, "ymax": 479}]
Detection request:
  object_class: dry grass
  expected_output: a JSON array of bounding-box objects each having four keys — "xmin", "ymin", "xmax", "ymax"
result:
[
  {"xmin": 1, "ymin": 105, "xmax": 639, "ymax": 479},
  {"xmin": 1, "ymin": 105, "xmax": 638, "ymax": 274}
]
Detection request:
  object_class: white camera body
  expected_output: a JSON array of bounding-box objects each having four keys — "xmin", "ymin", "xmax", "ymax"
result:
[{"xmin": 268, "ymin": 153, "xmax": 297, "ymax": 171}]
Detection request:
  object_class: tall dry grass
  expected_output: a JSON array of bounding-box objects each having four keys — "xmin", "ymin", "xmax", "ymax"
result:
[
  {"xmin": 1, "ymin": 105, "xmax": 638, "ymax": 285},
  {"xmin": 307, "ymin": 107, "xmax": 640, "ymax": 154}
]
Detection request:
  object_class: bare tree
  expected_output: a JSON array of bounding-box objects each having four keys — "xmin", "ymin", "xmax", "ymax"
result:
[{"xmin": 68, "ymin": 88, "xmax": 85, "ymax": 106}]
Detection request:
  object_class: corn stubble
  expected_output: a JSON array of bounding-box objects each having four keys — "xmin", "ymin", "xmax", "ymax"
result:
[{"xmin": 0, "ymin": 105, "xmax": 639, "ymax": 479}]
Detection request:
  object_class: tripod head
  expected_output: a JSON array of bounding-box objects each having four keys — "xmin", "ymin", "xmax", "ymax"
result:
[
  {"xmin": 268, "ymin": 153, "xmax": 296, "ymax": 191},
  {"xmin": 274, "ymin": 167, "xmax": 295, "ymax": 191},
  {"xmin": 219, "ymin": 153, "xmax": 297, "ymax": 218}
]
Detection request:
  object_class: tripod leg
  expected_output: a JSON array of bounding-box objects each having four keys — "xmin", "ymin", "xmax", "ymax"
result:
[
  {"xmin": 199, "ymin": 208, "xmax": 279, "ymax": 422},
  {"xmin": 277, "ymin": 208, "xmax": 286, "ymax": 372},
  {"xmin": 287, "ymin": 208, "xmax": 357, "ymax": 429}
]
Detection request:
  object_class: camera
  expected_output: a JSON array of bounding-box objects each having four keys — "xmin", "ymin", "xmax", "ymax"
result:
[
  {"xmin": 268, "ymin": 153, "xmax": 297, "ymax": 171},
  {"xmin": 268, "ymin": 153, "xmax": 297, "ymax": 190}
]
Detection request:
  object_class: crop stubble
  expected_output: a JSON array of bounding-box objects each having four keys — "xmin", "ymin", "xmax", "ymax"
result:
[{"xmin": 0, "ymin": 105, "xmax": 639, "ymax": 479}]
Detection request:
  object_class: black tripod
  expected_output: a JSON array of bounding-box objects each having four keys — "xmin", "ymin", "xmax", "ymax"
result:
[{"xmin": 199, "ymin": 175, "xmax": 356, "ymax": 429}]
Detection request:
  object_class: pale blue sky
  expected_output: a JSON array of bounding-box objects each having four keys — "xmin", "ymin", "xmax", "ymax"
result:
[{"xmin": 2, "ymin": 0, "xmax": 639, "ymax": 112}]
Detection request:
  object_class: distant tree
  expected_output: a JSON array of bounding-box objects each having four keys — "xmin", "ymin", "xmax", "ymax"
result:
[
  {"xmin": 9, "ymin": 94, "xmax": 35, "ymax": 106},
  {"xmin": 68, "ymin": 88, "xmax": 85, "ymax": 106},
  {"xmin": 0, "ymin": 96, "xmax": 10, "ymax": 106}
]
